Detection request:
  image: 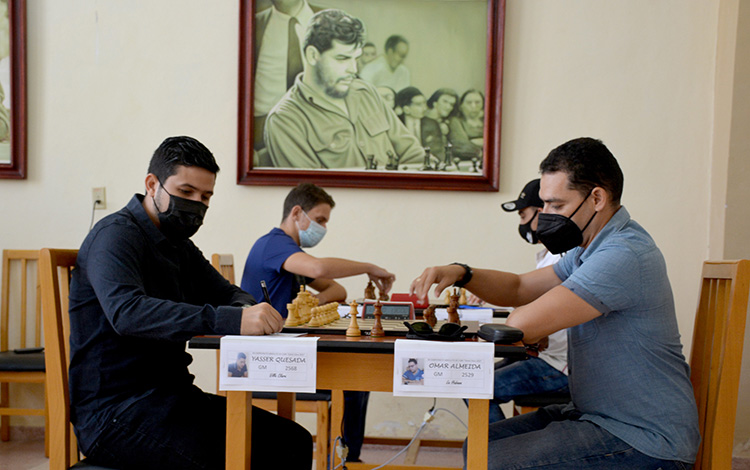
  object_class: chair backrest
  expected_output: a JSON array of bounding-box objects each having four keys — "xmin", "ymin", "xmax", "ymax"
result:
[
  {"xmin": 689, "ymin": 259, "xmax": 750, "ymax": 470},
  {"xmin": 39, "ymin": 248, "xmax": 79, "ymax": 470},
  {"xmin": 1, "ymin": 249, "xmax": 42, "ymax": 352},
  {"xmin": 211, "ymin": 253, "xmax": 235, "ymax": 285}
]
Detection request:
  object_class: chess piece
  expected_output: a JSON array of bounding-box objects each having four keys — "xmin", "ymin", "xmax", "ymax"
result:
[
  {"xmin": 285, "ymin": 302, "xmax": 302, "ymax": 327},
  {"xmin": 423, "ymin": 304, "xmax": 437, "ymax": 328},
  {"xmin": 459, "ymin": 288, "xmax": 467, "ymax": 305},
  {"xmin": 378, "ymin": 289, "xmax": 389, "ymax": 301},
  {"xmin": 370, "ymin": 300, "xmax": 385, "ymax": 337},
  {"xmin": 447, "ymin": 289, "xmax": 461, "ymax": 325},
  {"xmin": 346, "ymin": 301, "xmax": 361, "ymax": 337},
  {"xmin": 308, "ymin": 306, "xmax": 321, "ymax": 327},
  {"xmin": 364, "ymin": 280, "xmax": 376, "ymax": 300},
  {"xmin": 443, "ymin": 289, "xmax": 452, "ymax": 306}
]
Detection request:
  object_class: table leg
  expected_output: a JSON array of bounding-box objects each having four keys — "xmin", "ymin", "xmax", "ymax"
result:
[
  {"xmin": 276, "ymin": 392, "xmax": 297, "ymax": 421},
  {"xmin": 226, "ymin": 391, "xmax": 252, "ymax": 470},
  {"xmin": 466, "ymin": 399, "xmax": 489, "ymax": 470},
  {"xmin": 330, "ymin": 390, "xmax": 345, "ymax": 467}
]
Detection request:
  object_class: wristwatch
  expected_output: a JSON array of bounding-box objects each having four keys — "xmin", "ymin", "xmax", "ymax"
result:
[{"xmin": 451, "ymin": 262, "xmax": 473, "ymax": 288}]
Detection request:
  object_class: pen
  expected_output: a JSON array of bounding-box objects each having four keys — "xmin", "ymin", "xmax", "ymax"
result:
[{"xmin": 260, "ymin": 280, "xmax": 271, "ymax": 304}]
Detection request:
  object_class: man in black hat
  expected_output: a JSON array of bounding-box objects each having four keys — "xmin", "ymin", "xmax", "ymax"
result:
[{"xmin": 488, "ymin": 178, "xmax": 570, "ymax": 421}]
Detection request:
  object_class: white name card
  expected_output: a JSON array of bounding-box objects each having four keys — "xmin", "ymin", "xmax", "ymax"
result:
[
  {"xmin": 392, "ymin": 339, "xmax": 494, "ymax": 399},
  {"xmin": 219, "ymin": 336, "xmax": 319, "ymax": 392},
  {"xmin": 435, "ymin": 307, "xmax": 493, "ymax": 323}
]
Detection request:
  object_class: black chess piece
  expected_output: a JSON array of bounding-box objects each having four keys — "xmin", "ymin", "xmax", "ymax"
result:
[{"xmin": 421, "ymin": 147, "xmax": 433, "ymax": 171}]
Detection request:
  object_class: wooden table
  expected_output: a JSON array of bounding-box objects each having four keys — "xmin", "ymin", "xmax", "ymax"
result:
[{"xmin": 189, "ymin": 334, "xmax": 526, "ymax": 470}]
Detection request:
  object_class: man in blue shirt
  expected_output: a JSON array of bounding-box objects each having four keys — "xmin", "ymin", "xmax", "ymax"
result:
[
  {"xmin": 69, "ymin": 136, "xmax": 312, "ymax": 469},
  {"xmin": 411, "ymin": 137, "xmax": 699, "ymax": 469},
  {"xmin": 241, "ymin": 182, "xmax": 395, "ymax": 463},
  {"xmin": 401, "ymin": 358, "xmax": 424, "ymax": 385}
]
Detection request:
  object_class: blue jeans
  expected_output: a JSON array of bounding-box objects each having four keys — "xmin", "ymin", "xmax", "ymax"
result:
[
  {"xmin": 489, "ymin": 357, "xmax": 569, "ymax": 422},
  {"xmin": 84, "ymin": 385, "xmax": 312, "ymax": 470},
  {"xmin": 471, "ymin": 404, "xmax": 693, "ymax": 470}
]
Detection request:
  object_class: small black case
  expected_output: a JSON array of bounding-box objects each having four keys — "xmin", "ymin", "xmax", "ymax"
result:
[{"xmin": 477, "ymin": 324, "xmax": 524, "ymax": 344}]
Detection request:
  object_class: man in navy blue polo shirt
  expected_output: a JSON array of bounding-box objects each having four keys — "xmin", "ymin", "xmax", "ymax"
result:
[{"xmin": 411, "ymin": 137, "xmax": 699, "ymax": 469}]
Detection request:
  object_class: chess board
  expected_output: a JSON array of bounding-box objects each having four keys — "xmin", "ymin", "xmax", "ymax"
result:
[{"xmin": 282, "ymin": 318, "xmax": 480, "ymax": 337}]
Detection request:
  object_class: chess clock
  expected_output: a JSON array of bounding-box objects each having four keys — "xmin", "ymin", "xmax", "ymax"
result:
[{"xmin": 361, "ymin": 301, "xmax": 415, "ymax": 320}]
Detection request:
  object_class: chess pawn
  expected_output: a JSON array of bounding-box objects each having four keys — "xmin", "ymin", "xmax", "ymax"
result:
[
  {"xmin": 285, "ymin": 303, "xmax": 300, "ymax": 327},
  {"xmin": 364, "ymin": 280, "xmax": 376, "ymax": 299},
  {"xmin": 370, "ymin": 301, "xmax": 385, "ymax": 337},
  {"xmin": 423, "ymin": 305, "xmax": 437, "ymax": 328},
  {"xmin": 378, "ymin": 289, "xmax": 389, "ymax": 301},
  {"xmin": 346, "ymin": 301, "xmax": 361, "ymax": 337},
  {"xmin": 328, "ymin": 303, "xmax": 339, "ymax": 324},
  {"xmin": 308, "ymin": 306, "xmax": 321, "ymax": 327},
  {"xmin": 444, "ymin": 289, "xmax": 452, "ymax": 306},
  {"xmin": 459, "ymin": 288, "xmax": 467, "ymax": 305}
]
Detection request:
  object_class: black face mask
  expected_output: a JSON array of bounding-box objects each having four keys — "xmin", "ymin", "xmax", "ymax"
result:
[
  {"xmin": 518, "ymin": 210, "xmax": 539, "ymax": 244},
  {"xmin": 154, "ymin": 182, "xmax": 208, "ymax": 240},
  {"xmin": 537, "ymin": 192, "xmax": 596, "ymax": 254}
]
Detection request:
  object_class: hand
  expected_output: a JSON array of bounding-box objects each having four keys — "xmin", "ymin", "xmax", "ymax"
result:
[
  {"xmin": 240, "ymin": 303, "xmax": 284, "ymax": 335},
  {"xmin": 467, "ymin": 293, "xmax": 485, "ymax": 306},
  {"xmin": 410, "ymin": 264, "xmax": 465, "ymax": 302},
  {"xmin": 368, "ymin": 266, "xmax": 396, "ymax": 293}
]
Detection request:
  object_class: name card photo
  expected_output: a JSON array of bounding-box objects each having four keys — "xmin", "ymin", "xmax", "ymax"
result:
[
  {"xmin": 219, "ymin": 336, "xmax": 319, "ymax": 393},
  {"xmin": 393, "ymin": 339, "xmax": 494, "ymax": 399}
]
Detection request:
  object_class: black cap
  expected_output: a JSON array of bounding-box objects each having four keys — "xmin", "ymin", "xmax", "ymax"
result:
[{"xmin": 501, "ymin": 179, "xmax": 543, "ymax": 212}]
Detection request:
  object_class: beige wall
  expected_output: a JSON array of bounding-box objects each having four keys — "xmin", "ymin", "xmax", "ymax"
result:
[{"xmin": 2, "ymin": 0, "xmax": 747, "ymax": 447}]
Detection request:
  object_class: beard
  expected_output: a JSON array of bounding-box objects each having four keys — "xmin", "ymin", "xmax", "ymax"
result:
[{"xmin": 314, "ymin": 64, "xmax": 353, "ymax": 99}]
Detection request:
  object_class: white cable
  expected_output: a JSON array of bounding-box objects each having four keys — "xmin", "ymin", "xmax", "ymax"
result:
[
  {"xmin": 367, "ymin": 420, "xmax": 429, "ymax": 470},
  {"xmin": 433, "ymin": 407, "xmax": 468, "ymax": 429}
]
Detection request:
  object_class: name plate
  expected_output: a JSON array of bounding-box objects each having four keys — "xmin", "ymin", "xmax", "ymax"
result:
[
  {"xmin": 219, "ymin": 336, "xmax": 319, "ymax": 392},
  {"xmin": 392, "ymin": 339, "xmax": 494, "ymax": 399}
]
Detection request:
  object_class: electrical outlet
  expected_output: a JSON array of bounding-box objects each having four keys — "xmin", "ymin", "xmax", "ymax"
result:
[{"xmin": 92, "ymin": 187, "xmax": 106, "ymax": 210}]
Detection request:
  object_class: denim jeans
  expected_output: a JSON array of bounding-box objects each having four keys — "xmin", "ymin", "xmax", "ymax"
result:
[
  {"xmin": 85, "ymin": 385, "xmax": 312, "ymax": 470},
  {"xmin": 489, "ymin": 357, "xmax": 569, "ymax": 422},
  {"xmin": 469, "ymin": 404, "xmax": 693, "ymax": 470}
]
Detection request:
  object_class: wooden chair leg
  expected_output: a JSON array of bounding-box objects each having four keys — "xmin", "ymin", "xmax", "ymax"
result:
[
  {"xmin": 44, "ymin": 382, "xmax": 50, "ymax": 457},
  {"xmin": 1, "ymin": 382, "xmax": 9, "ymax": 441},
  {"xmin": 403, "ymin": 437, "xmax": 422, "ymax": 464},
  {"xmin": 315, "ymin": 400, "xmax": 330, "ymax": 470}
]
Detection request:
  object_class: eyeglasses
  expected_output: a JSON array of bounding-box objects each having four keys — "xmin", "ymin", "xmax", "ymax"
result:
[{"xmin": 403, "ymin": 321, "xmax": 468, "ymax": 341}]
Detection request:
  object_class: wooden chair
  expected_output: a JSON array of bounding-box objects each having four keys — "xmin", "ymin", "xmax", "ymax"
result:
[
  {"xmin": 39, "ymin": 248, "xmax": 115, "ymax": 470},
  {"xmin": 210, "ymin": 253, "xmax": 331, "ymax": 470},
  {"xmin": 0, "ymin": 249, "xmax": 48, "ymax": 454},
  {"xmin": 689, "ymin": 259, "xmax": 750, "ymax": 470}
]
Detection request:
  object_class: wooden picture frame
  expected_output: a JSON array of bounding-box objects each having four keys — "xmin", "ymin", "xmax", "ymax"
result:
[
  {"xmin": 0, "ymin": 0, "xmax": 26, "ymax": 180},
  {"xmin": 237, "ymin": 0, "xmax": 504, "ymax": 191}
]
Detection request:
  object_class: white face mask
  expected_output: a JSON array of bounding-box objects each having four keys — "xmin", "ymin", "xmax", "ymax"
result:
[{"xmin": 296, "ymin": 211, "xmax": 327, "ymax": 248}]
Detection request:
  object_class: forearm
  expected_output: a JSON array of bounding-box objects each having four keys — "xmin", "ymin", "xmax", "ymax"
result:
[
  {"xmin": 314, "ymin": 283, "xmax": 347, "ymax": 304},
  {"xmin": 310, "ymin": 257, "xmax": 378, "ymax": 280}
]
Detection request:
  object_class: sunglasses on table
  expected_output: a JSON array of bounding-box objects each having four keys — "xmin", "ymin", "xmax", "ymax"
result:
[{"xmin": 403, "ymin": 321, "xmax": 468, "ymax": 341}]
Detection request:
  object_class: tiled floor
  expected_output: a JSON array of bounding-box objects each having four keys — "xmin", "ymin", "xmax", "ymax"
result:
[{"xmin": 0, "ymin": 435, "xmax": 463, "ymax": 470}]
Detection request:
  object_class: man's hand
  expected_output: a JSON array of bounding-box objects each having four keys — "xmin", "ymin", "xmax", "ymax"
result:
[
  {"xmin": 410, "ymin": 264, "xmax": 466, "ymax": 302},
  {"xmin": 368, "ymin": 266, "xmax": 396, "ymax": 293},
  {"xmin": 240, "ymin": 303, "xmax": 284, "ymax": 335}
]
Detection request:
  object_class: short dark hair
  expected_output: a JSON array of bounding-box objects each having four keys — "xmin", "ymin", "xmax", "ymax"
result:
[
  {"xmin": 539, "ymin": 137, "xmax": 624, "ymax": 204},
  {"xmin": 147, "ymin": 136, "xmax": 219, "ymax": 183},
  {"xmin": 395, "ymin": 86, "xmax": 423, "ymax": 109},
  {"xmin": 384, "ymin": 35, "xmax": 407, "ymax": 52},
  {"xmin": 363, "ymin": 41, "xmax": 376, "ymax": 49},
  {"xmin": 282, "ymin": 183, "xmax": 336, "ymax": 220},
  {"xmin": 237, "ymin": 352, "xmax": 246, "ymax": 360},
  {"xmin": 427, "ymin": 88, "xmax": 458, "ymax": 109},
  {"xmin": 408, "ymin": 358, "xmax": 418, "ymax": 365},
  {"xmin": 304, "ymin": 9, "xmax": 365, "ymax": 55}
]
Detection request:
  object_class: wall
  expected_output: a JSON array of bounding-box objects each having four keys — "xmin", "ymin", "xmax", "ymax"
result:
[{"xmin": 0, "ymin": 0, "xmax": 736, "ymax": 443}]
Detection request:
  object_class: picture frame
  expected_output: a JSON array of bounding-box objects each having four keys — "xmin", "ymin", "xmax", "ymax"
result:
[
  {"xmin": 237, "ymin": 0, "xmax": 504, "ymax": 191},
  {"xmin": 0, "ymin": 0, "xmax": 26, "ymax": 180}
]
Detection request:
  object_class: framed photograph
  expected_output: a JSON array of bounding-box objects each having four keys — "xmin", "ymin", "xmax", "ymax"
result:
[
  {"xmin": 238, "ymin": 0, "xmax": 504, "ymax": 191},
  {"xmin": 0, "ymin": 0, "xmax": 26, "ymax": 180}
]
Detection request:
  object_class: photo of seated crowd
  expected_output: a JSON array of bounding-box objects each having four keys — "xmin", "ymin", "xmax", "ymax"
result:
[{"xmin": 251, "ymin": 0, "xmax": 488, "ymax": 172}]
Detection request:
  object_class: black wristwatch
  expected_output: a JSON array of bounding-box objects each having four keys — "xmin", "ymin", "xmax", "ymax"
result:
[{"xmin": 451, "ymin": 262, "xmax": 473, "ymax": 287}]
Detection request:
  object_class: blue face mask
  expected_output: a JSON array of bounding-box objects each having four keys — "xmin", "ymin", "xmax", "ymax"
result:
[{"xmin": 296, "ymin": 211, "xmax": 327, "ymax": 248}]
